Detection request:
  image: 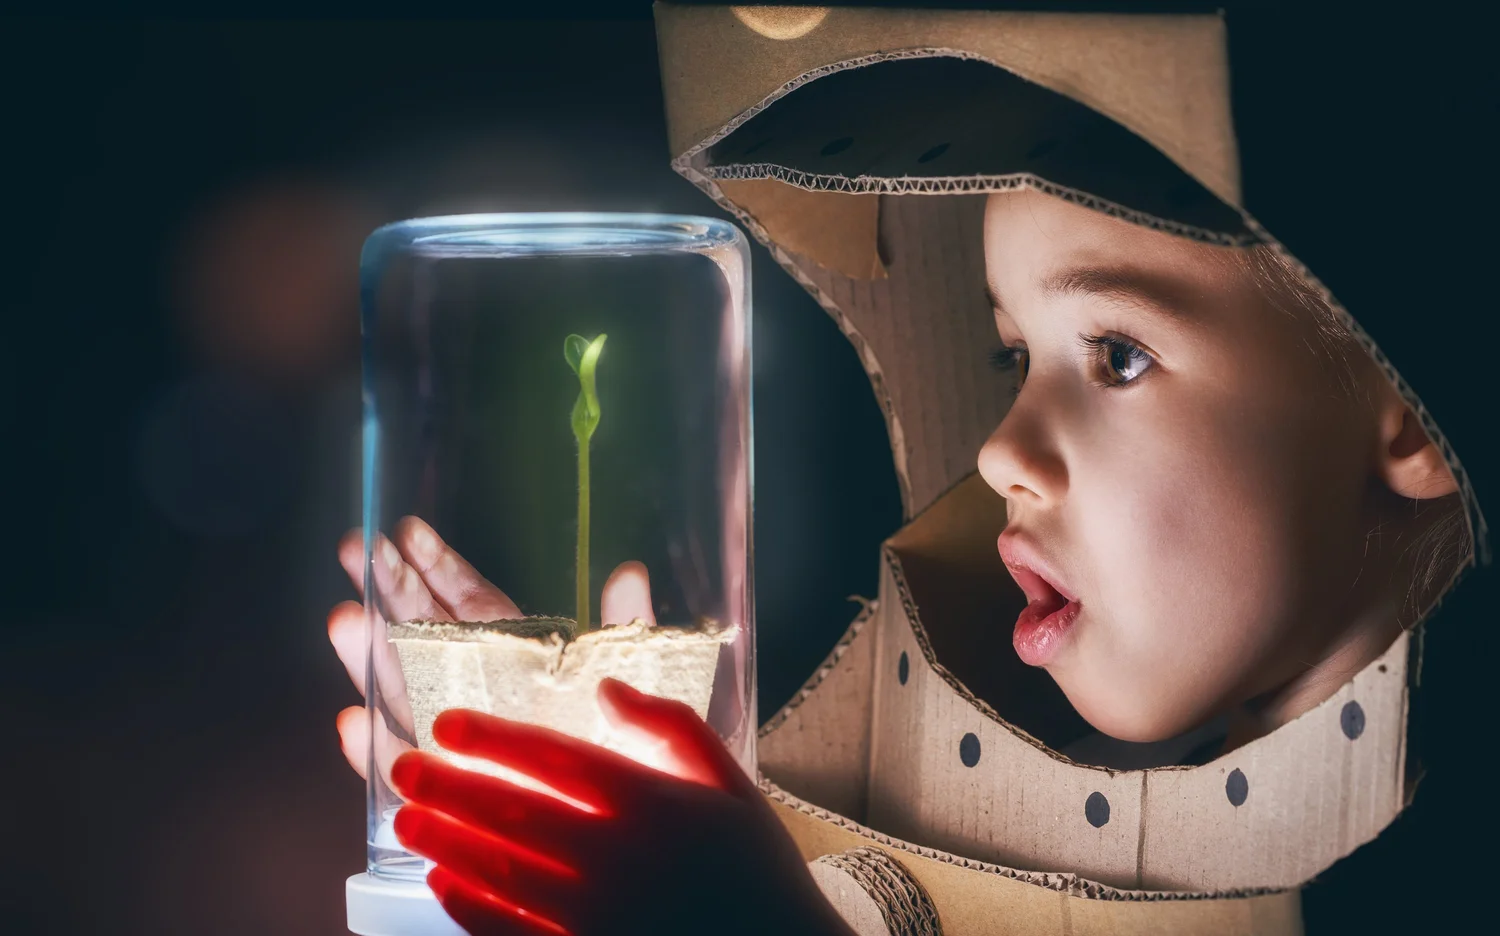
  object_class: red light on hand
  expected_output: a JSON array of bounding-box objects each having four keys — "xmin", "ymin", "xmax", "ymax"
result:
[{"xmin": 389, "ymin": 678, "xmax": 855, "ymax": 936}]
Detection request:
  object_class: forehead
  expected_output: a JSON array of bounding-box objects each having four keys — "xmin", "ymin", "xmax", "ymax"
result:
[
  {"xmin": 983, "ymin": 190, "xmax": 1224, "ymax": 288},
  {"xmin": 982, "ymin": 191, "xmax": 1248, "ymax": 323}
]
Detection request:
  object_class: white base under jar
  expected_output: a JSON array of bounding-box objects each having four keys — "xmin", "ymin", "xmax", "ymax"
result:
[{"xmin": 346, "ymin": 872, "xmax": 467, "ymax": 936}]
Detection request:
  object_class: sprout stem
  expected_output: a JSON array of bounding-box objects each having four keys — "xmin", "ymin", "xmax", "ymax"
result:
[
  {"xmin": 564, "ymin": 332, "xmax": 607, "ymax": 633},
  {"xmin": 576, "ymin": 427, "xmax": 591, "ymax": 632}
]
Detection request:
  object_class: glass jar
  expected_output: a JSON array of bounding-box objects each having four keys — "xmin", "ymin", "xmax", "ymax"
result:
[{"xmin": 345, "ymin": 213, "xmax": 754, "ymax": 935}]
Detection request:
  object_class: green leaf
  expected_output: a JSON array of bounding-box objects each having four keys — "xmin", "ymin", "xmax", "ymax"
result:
[
  {"xmin": 567, "ymin": 333, "xmax": 607, "ymax": 443},
  {"xmin": 578, "ymin": 335, "xmax": 606, "ymax": 413},
  {"xmin": 564, "ymin": 334, "xmax": 589, "ymax": 375}
]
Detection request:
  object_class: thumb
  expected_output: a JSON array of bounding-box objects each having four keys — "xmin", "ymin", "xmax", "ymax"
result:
[{"xmin": 597, "ymin": 678, "xmax": 750, "ymax": 794}]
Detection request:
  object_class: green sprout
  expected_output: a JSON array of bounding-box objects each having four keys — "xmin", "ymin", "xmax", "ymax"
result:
[{"xmin": 565, "ymin": 333, "xmax": 607, "ymax": 632}]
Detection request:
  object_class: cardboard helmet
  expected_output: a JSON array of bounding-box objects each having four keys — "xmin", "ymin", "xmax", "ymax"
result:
[{"xmin": 655, "ymin": 4, "xmax": 1489, "ymax": 933}]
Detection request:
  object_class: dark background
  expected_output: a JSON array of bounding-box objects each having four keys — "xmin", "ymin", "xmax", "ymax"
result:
[{"xmin": 0, "ymin": 2, "xmax": 1488, "ymax": 934}]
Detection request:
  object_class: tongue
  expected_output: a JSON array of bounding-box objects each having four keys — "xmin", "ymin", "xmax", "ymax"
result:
[
  {"xmin": 1028, "ymin": 588, "xmax": 1067, "ymax": 618},
  {"xmin": 1008, "ymin": 564, "xmax": 1067, "ymax": 614}
]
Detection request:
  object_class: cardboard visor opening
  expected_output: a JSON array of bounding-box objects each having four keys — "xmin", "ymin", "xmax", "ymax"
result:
[{"xmin": 701, "ymin": 55, "xmax": 1250, "ymax": 244}]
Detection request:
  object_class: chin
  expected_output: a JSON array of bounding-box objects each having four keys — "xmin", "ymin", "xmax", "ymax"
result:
[{"xmin": 1057, "ymin": 685, "xmax": 1186, "ymax": 744}]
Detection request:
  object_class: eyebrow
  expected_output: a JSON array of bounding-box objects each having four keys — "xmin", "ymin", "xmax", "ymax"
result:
[{"xmin": 986, "ymin": 266, "xmax": 1198, "ymax": 322}]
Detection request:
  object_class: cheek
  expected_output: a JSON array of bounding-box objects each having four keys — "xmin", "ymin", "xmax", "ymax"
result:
[
  {"xmin": 1078, "ymin": 392, "xmax": 1296, "ymax": 608},
  {"xmin": 1060, "ymin": 396, "xmax": 1313, "ymax": 736}
]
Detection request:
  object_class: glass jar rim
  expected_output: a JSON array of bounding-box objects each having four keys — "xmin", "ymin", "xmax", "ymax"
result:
[{"xmin": 362, "ymin": 211, "xmax": 744, "ymax": 263}]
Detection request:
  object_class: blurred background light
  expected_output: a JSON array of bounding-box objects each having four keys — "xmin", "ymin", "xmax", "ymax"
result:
[{"xmin": 170, "ymin": 177, "xmax": 371, "ymax": 389}]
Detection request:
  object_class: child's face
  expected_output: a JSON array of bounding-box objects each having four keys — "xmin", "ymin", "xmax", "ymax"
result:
[{"xmin": 980, "ymin": 190, "xmax": 1381, "ymax": 743}]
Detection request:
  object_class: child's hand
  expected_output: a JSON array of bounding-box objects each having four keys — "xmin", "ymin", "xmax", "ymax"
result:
[
  {"xmin": 327, "ymin": 517, "xmax": 657, "ymax": 787},
  {"xmin": 389, "ymin": 678, "xmax": 856, "ymax": 936}
]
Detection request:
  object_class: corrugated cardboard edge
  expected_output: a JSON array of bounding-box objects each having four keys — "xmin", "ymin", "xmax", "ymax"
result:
[
  {"xmin": 867, "ymin": 474, "xmax": 1413, "ymax": 891},
  {"xmin": 710, "ymin": 165, "xmax": 1257, "ymax": 249},
  {"xmin": 1239, "ymin": 215, "xmax": 1487, "ymax": 565},
  {"xmin": 765, "ymin": 780, "xmax": 1304, "ymax": 936},
  {"xmin": 870, "ymin": 473, "xmax": 1071, "ymax": 761},
  {"xmin": 760, "ymin": 472, "xmax": 1413, "ymax": 892},
  {"xmin": 759, "ymin": 597, "xmax": 880, "ymax": 821},
  {"xmin": 693, "ymin": 172, "xmax": 919, "ymax": 514},
  {"xmin": 811, "ymin": 846, "xmax": 942, "ymax": 936},
  {"xmin": 656, "ymin": 4, "xmax": 1242, "ymax": 208},
  {"xmin": 1236, "ymin": 221, "xmax": 1486, "ymax": 829},
  {"xmin": 714, "ymin": 178, "xmax": 886, "ymax": 280}
]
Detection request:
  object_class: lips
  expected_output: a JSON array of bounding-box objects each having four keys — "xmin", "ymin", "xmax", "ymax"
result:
[{"xmin": 997, "ymin": 531, "xmax": 1081, "ymax": 667}]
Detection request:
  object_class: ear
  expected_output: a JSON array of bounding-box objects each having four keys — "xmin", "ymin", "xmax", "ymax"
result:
[{"xmin": 1376, "ymin": 402, "xmax": 1458, "ymax": 500}]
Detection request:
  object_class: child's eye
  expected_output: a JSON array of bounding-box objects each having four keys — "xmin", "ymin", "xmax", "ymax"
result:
[
  {"xmin": 1080, "ymin": 334, "xmax": 1154, "ymax": 387},
  {"xmin": 989, "ymin": 345, "xmax": 1029, "ymax": 389}
]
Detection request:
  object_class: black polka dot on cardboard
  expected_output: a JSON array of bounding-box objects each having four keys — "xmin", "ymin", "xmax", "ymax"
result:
[
  {"xmin": 959, "ymin": 732, "xmax": 981, "ymax": 767},
  {"xmin": 898, "ymin": 650, "xmax": 910, "ymax": 685},
  {"xmin": 917, "ymin": 142, "xmax": 950, "ymax": 164},
  {"xmin": 1085, "ymin": 791, "xmax": 1110, "ymax": 828},
  {"xmin": 1341, "ymin": 700, "xmax": 1366, "ymax": 740},
  {"xmin": 820, "ymin": 137, "xmax": 854, "ymax": 156},
  {"xmin": 1226, "ymin": 768, "xmax": 1249, "ymax": 807}
]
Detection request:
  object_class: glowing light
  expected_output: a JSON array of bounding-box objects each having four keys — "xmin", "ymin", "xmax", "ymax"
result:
[
  {"xmin": 730, "ymin": 6, "xmax": 829, "ymax": 40},
  {"xmin": 446, "ymin": 751, "xmax": 604, "ymax": 816},
  {"xmin": 599, "ymin": 719, "xmax": 688, "ymax": 780}
]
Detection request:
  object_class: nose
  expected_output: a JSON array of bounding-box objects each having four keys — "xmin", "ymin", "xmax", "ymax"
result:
[{"xmin": 977, "ymin": 392, "xmax": 1068, "ymax": 506}]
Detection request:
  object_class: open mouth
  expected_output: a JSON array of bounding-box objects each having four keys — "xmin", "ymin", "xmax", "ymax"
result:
[{"xmin": 998, "ymin": 534, "xmax": 1081, "ymax": 667}]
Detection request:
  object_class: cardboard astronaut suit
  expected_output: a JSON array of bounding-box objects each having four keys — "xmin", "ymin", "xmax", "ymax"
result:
[{"xmin": 653, "ymin": 5, "xmax": 1491, "ymax": 934}]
